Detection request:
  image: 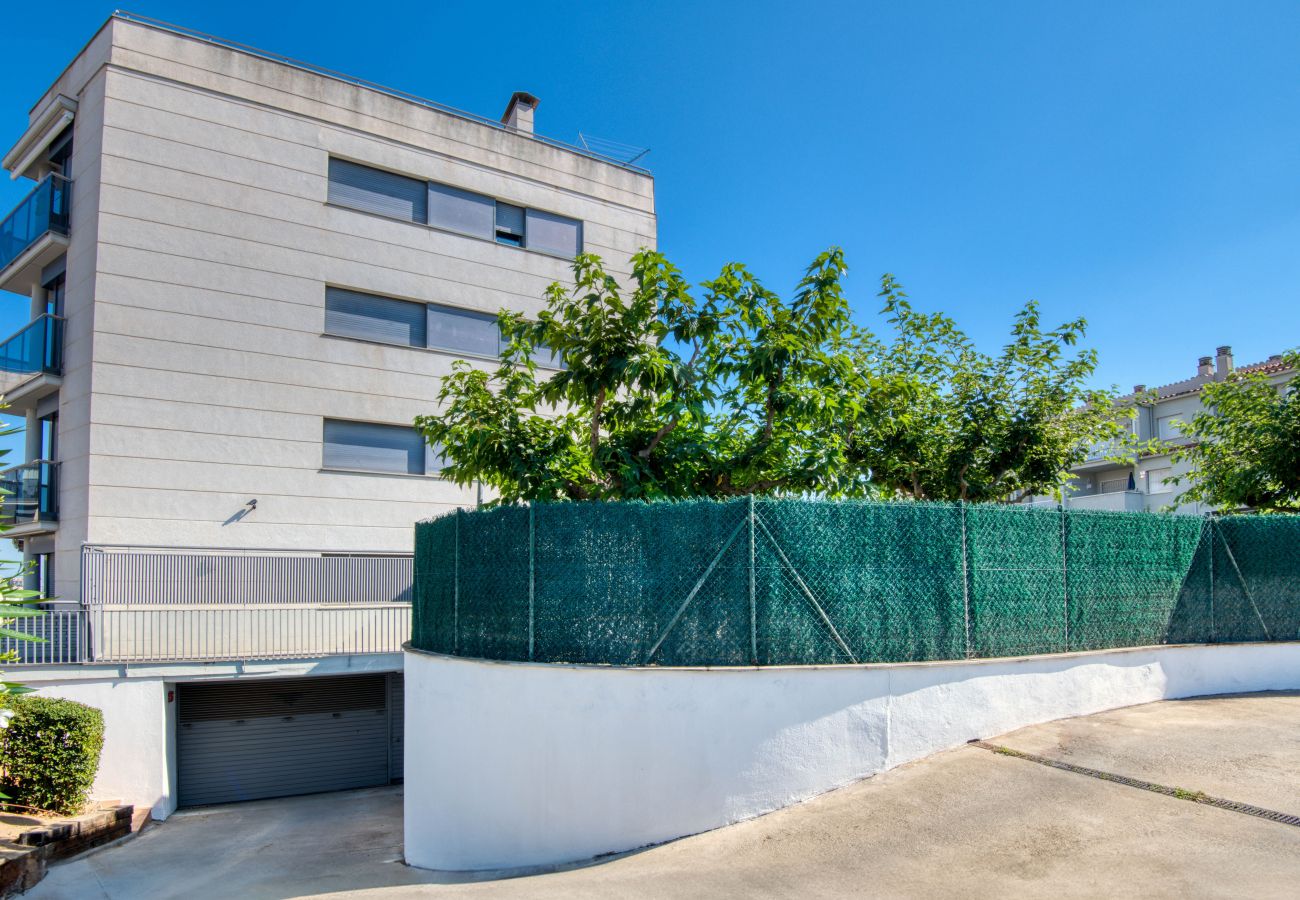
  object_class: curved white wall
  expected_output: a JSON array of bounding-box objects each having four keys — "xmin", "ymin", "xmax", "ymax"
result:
[{"xmin": 403, "ymin": 642, "xmax": 1300, "ymax": 871}]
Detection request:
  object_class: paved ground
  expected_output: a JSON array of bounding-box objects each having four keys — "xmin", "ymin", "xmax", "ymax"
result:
[{"xmin": 29, "ymin": 692, "xmax": 1300, "ymax": 899}]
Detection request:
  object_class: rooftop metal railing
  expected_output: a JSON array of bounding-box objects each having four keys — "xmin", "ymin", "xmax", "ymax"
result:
[
  {"xmin": 0, "ymin": 174, "xmax": 70, "ymax": 273},
  {"xmin": 110, "ymin": 12, "xmax": 652, "ymax": 175}
]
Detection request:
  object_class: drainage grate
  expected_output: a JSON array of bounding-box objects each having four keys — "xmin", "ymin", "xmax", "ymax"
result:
[{"xmin": 971, "ymin": 741, "xmax": 1300, "ymax": 829}]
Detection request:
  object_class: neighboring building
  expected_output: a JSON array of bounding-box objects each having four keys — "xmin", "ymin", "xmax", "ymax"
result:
[
  {"xmin": 0, "ymin": 13, "xmax": 654, "ymax": 817},
  {"xmin": 1047, "ymin": 346, "xmax": 1294, "ymax": 514}
]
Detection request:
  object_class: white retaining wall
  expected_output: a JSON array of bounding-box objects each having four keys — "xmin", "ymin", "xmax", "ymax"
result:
[{"xmin": 404, "ymin": 642, "xmax": 1300, "ymax": 871}]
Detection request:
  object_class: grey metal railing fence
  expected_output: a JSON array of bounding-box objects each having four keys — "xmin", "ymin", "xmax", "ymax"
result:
[
  {"xmin": 0, "ymin": 609, "xmax": 85, "ymax": 665},
  {"xmin": 5, "ymin": 547, "xmax": 413, "ymax": 665},
  {"xmin": 81, "ymin": 546, "xmax": 413, "ymax": 605}
]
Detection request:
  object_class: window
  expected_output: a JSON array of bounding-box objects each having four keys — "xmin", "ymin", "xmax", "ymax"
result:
[
  {"xmin": 1099, "ymin": 477, "xmax": 1128, "ymax": 494},
  {"xmin": 47, "ymin": 128, "xmax": 72, "ymax": 177},
  {"xmin": 36, "ymin": 553, "xmax": 53, "ymax": 600},
  {"xmin": 1157, "ymin": 414, "xmax": 1183, "ymax": 440},
  {"xmin": 427, "ymin": 304, "xmax": 500, "ymax": 357},
  {"xmin": 322, "ymin": 419, "xmax": 443, "ymax": 475},
  {"xmin": 525, "ymin": 208, "xmax": 583, "ymax": 258},
  {"xmin": 1147, "ymin": 467, "xmax": 1174, "ymax": 495},
  {"xmin": 328, "ymin": 159, "xmax": 427, "ymax": 223},
  {"xmin": 325, "ymin": 288, "xmax": 427, "ymax": 347},
  {"xmin": 328, "ymin": 158, "xmax": 583, "ymax": 257},
  {"xmin": 323, "ymin": 282, "xmax": 566, "ymax": 368},
  {"xmin": 428, "ymin": 183, "xmax": 495, "ymax": 239},
  {"xmin": 495, "ymin": 202, "xmax": 526, "ymax": 247},
  {"xmin": 38, "ymin": 412, "xmax": 57, "ymax": 461}
]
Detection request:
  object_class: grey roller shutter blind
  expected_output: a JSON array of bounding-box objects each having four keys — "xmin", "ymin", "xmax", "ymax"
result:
[
  {"xmin": 324, "ymin": 420, "xmax": 429, "ymax": 475},
  {"xmin": 495, "ymin": 202, "xmax": 526, "ymax": 245},
  {"xmin": 427, "ymin": 304, "xmax": 500, "ymax": 357},
  {"xmin": 525, "ymin": 209, "xmax": 583, "ymax": 258},
  {"xmin": 428, "ymin": 183, "xmax": 495, "ymax": 239},
  {"xmin": 325, "ymin": 288, "xmax": 427, "ymax": 347},
  {"xmin": 328, "ymin": 158, "xmax": 427, "ymax": 223}
]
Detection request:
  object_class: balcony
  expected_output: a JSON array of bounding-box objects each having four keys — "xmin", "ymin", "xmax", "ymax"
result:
[
  {"xmin": 0, "ymin": 459, "xmax": 59, "ymax": 533},
  {"xmin": 0, "ymin": 547, "xmax": 413, "ymax": 665},
  {"xmin": 1064, "ymin": 490, "xmax": 1146, "ymax": 513},
  {"xmin": 0, "ymin": 314, "xmax": 63, "ymax": 408},
  {"xmin": 0, "ymin": 174, "xmax": 70, "ymax": 294}
]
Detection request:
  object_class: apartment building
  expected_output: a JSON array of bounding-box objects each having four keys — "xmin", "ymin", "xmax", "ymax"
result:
[
  {"xmin": 0, "ymin": 13, "xmax": 655, "ymax": 817},
  {"xmin": 1052, "ymin": 346, "xmax": 1294, "ymax": 513}
]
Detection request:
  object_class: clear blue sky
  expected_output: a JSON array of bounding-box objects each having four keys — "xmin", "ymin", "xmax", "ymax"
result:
[{"xmin": 1, "ymin": 0, "xmax": 1297, "ymax": 456}]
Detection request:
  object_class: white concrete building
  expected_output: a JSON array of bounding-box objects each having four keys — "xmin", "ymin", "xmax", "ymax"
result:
[
  {"xmin": 1053, "ymin": 347, "xmax": 1294, "ymax": 513},
  {"xmin": 0, "ymin": 13, "xmax": 654, "ymax": 818}
]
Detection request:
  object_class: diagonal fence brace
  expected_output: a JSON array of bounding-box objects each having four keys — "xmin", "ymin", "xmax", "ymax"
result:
[
  {"xmin": 1215, "ymin": 527, "xmax": 1271, "ymax": 640},
  {"xmin": 645, "ymin": 516, "xmax": 748, "ymax": 664},
  {"xmin": 754, "ymin": 514, "xmax": 858, "ymax": 664}
]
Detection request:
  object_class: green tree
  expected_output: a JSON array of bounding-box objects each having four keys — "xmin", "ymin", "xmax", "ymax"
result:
[
  {"xmin": 416, "ymin": 250, "xmax": 1124, "ymax": 505},
  {"xmin": 849, "ymin": 277, "xmax": 1132, "ymax": 502},
  {"xmin": 1169, "ymin": 350, "xmax": 1300, "ymax": 512}
]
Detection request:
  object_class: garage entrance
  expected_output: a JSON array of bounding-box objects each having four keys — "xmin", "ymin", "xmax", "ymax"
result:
[{"xmin": 177, "ymin": 672, "xmax": 403, "ymax": 806}]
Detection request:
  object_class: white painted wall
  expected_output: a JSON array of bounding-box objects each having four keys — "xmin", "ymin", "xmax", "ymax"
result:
[
  {"xmin": 24, "ymin": 677, "xmax": 172, "ymax": 818},
  {"xmin": 404, "ymin": 642, "xmax": 1300, "ymax": 871}
]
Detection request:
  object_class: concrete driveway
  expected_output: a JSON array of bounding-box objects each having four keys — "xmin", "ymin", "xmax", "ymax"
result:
[{"xmin": 30, "ymin": 692, "xmax": 1300, "ymax": 899}]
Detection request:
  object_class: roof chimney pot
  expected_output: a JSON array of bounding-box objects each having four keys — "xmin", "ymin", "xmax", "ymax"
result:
[
  {"xmin": 501, "ymin": 92, "xmax": 539, "ymax": 135},
  {"xmin": 1215, "ymin": 345, "xmax": 1234, "ymax": 379},
  {"xmin": 1197, "ymin": 357, "xmax": 1214, "ymax": 377}
]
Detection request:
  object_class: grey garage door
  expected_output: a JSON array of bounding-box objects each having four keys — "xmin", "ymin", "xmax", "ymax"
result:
[{"xmin": 178, "ymin": 673, "xmax": 402, "ymax": 807}]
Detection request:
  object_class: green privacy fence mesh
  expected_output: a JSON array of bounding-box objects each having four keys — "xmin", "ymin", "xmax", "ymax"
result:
[{"xmin": 412, "ymin": 498, "xmax": 1300, "ymax": 667}]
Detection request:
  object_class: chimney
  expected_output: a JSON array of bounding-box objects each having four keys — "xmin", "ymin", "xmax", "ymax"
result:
[
  {"xmin": 1197, "ymin": 356, "xmax": 1213, "ymax": 378},
  {"xmin": 501, "ymin": 92, "xmax": 539, "ymax": 135},
  {"xmin": 1132, "ymin": 384, "xmax": 1146, "ymax": 394},
  {"xmin": 1215, "ymin": 345, "xmax": 1233, "ymax": 379}
]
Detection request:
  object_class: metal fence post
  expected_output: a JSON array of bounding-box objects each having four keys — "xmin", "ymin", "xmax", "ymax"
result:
[
  {"xmin": 1060, "ymin": 504, "xmax": 1070, "ymax": 652},
  {"xmin": 960, "ymin": 502, "xmax": 972, "ymax": 659},
  {"xmin": 748, "ymin": 494, "xmax": 757, "ymax": 665},
  {"xmin": 454, "ymin": 508, "xmax": 461, "ymax": 654},
  {"xmin": 1207, "ymin": 514, "xmax": 1215, "ymax": 643},
  {"xmin": 529, "ymin": 503, "xmax": 536, "ymax": 661}
]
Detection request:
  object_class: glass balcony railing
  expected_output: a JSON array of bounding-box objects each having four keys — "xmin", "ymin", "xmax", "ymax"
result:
[
  {"xmin": 0, "ymin": 459, "xmax": 59, "ymax": 527},
  {"xmin": 0, "ymin": 174, "xmax": 70, "ymax": 274},
  {"xmin": 0, "ymin": 314, "xmax": 64, "ymax": 395}
]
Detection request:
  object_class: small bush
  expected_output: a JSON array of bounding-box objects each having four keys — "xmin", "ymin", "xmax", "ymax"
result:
[{"xmin": 1, "ymin": 695, "xmax": 104, "ymax": 815}]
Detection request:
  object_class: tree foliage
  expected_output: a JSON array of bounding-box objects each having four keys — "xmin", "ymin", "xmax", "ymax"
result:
[
  {"xmin": 1170, "ymin": 350, "xmax": 1300, "ymax": 513},
  {"xmin": 416, "ymin": 250, "xmax": 1125, "ymax": 505}
]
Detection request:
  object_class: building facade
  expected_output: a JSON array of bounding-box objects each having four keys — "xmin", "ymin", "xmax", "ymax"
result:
[
  {"xmin": 1049, "ymin": 346, "xmax": 1294, "ymax": 514},
  {"xmin": 0, "ymin": 13, "xmax": 655, "ymax": 817}
]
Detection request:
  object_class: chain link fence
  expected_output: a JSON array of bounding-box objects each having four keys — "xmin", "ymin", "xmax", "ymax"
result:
[{"xmin": 412, "ymin": 498, "xmax": 1299, "ymax": 666}]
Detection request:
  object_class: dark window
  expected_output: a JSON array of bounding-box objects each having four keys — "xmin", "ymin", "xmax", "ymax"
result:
[
  {"xmin": 47, "ymin": 128, "xmax": 72, "ymax": 176},
  {"xmin": 38, "ymin": 412, "xmax": 57, "ymax": 461},
  {"xmin": 328, "ymin": 159, "xmax": 427, "ymax": 223},
  {"xmin": 325, "ymin": 288, "xmax": 427, "ymax": 347},
  {"xmin": 322, "ymin": 420, "xmax": 443, "ymax": 475},
  {"xmin": 494, "ymin": 202, "xmax": 526, "ymax": 247}
]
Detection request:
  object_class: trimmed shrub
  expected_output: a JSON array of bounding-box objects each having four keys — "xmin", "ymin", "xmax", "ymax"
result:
[{"xmin": 1, "ymin": 695, "xmax": 104, "ymax": 815}]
